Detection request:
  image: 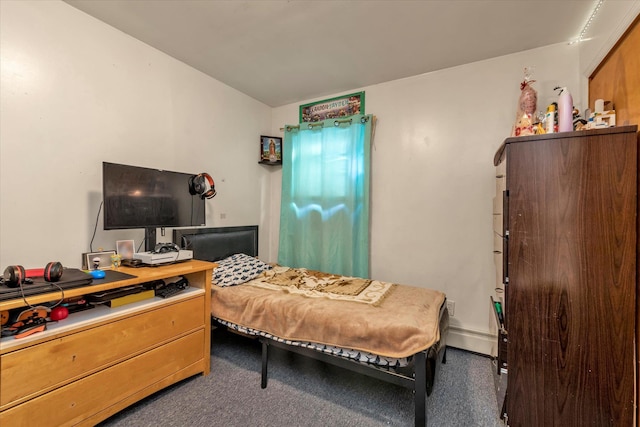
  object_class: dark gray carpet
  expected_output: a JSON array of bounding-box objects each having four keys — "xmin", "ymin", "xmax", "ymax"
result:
[{"xmin": 99, "ymin": 329, "xmax": 503, "ymax": 426}]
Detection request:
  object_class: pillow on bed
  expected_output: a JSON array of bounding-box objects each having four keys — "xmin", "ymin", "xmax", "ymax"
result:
[{"xmin": 213, "ymin": 253, "xmax": 271, "ymax": 287}]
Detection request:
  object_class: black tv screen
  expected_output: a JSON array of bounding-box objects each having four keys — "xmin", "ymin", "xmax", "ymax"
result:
[{"xmin": 102, "ymin": 162, "xmax": 205, "ymax": 232}]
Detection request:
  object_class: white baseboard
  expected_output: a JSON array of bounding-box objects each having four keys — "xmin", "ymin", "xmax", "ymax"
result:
[{"xmin": 446, "ymin": 326, "xmax": 496, "ymax": 356}]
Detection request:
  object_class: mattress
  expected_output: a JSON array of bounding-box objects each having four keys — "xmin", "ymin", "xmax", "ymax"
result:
[{"xmin": 211, "ymin": 262, "xmax": 446, "ymax": 362}]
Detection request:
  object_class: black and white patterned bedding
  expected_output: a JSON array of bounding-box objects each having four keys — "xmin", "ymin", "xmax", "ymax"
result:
[
  {"xmin": 215, "ymin": 318, "xmax": 410, "ymax": 367},
  {"xmin": 213, "ymin": 253, "xmax": 271, "ymax": 287}
]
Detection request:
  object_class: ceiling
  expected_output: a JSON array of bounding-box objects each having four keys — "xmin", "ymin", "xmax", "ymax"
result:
[{"xmin": 64, "ymin": 0, "xmax": 597, "ymax": 107}]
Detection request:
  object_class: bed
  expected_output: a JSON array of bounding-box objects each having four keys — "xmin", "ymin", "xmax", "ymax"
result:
[{"xmin": 174, "ymin": 226, "xmax": 449, "ymax": 427}]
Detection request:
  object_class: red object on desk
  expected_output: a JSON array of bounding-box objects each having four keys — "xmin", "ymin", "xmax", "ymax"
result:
[
  {"xmin": 25, "ymin": 268, "xmax": 45, "ymax": 278},
  {"xmin": 50, "ymin": 306, "xmax": 69, "ymax": 321}
]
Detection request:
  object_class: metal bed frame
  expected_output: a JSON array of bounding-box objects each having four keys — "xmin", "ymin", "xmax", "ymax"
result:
[
  {"xmin": 259, "ymin": 305, "xmax": 448, "ymax": 427},
  {"xmin": 174, "ymin": 225, "xmax": 448, "ymax": 427}
]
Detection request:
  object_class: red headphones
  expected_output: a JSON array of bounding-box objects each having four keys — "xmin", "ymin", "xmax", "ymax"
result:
[
  {"xmin": 189, "ymin": 173, "xmax": 216, "ymax": 199},
  {"xmin": 3, "ymin": 262, "xmax": 64, "ymax": 288}
]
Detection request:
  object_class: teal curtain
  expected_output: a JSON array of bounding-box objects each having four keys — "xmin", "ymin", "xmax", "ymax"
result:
[{"xmin": 278, "ymin": 114, "xmax": 372, "ymax": 277}]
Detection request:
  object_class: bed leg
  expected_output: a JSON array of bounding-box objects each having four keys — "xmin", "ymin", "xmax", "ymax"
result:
[
  {"xmin": 441, "ymin": 346, "xmax": 447, "ymax": 364},
  {"xmin": 414, "ymin": 350, "xmax": 427, "ymax": 427},
  {"xmin": 261, "ymin": 339, "xmax": 269, "ymax": 389}
]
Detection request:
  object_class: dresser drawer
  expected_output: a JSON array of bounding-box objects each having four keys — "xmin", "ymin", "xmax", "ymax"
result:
[
  {"xmin": 493, "ymin": 213, "xmax": 504, "ymax": 237},
  {"xmin": 1, "ymin": 296, "xmax": 204, "ymax": 408},
  {"xmin": 493, "ymin": 231, "xmax": 504, "ymax": 253},
  {"xmin": 492, "ymin": 195, "xmax": 503, "ymax": 216},
  {"xmin": 0, "ymin": 330, "xmax": 205, "ymax": 426},
  {"xmin": 495, "ymin": 159, "xmax": 506, "ymax": 179},
  {"xmin": 495, "ymin": 174, "xmax": 506, "ymax": 194}
]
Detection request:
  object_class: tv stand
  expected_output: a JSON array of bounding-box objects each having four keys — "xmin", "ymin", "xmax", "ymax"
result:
[{"xmin": 0, "ymin": 260, "xmax": 215, "ymax": 426}]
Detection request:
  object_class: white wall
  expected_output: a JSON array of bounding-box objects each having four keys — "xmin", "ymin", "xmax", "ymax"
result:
[
  {"xmin": 272, "ymin": 43, "xmax": 582, "ymax": 353},
  {"xmin": 269, "ymin": 1, "xmax": 639, "ymax": 354},
  {"xmin": 269, "ymin": 0, "xmax": 639, "ymax": 356},
  {"xmin": 0, "ymin": 1, "xmax": 272, "ymax": 268},
  {"xmin": 2, "ymin": 0, "xmax": 635, "ymax": 355}
]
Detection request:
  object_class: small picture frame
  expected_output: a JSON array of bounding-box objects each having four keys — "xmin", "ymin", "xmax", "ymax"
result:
[
  {"xmin": 83, "ymin": 251, "xmax": 116, "ymax": 270},
  {"xmin": 259, "ymin": 135, "xmax": 282, "ymax": 165},
  {"xmin": 116, "ymin": 240, "xmax": 135, "ymax": 259}
]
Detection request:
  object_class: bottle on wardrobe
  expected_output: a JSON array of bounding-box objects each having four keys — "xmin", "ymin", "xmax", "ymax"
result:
[
  {"xmin": 556, "ymin": 87, "xmax": 574, "ymax": 132},
  {"xmin": 545, "ymin": 104, "xmax": 556, "ymax": 134}
]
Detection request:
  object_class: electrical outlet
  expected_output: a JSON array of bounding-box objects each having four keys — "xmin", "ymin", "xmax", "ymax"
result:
[{"xmin": 446, "ymin": 300, "xmax": 455, "ymax": 317}]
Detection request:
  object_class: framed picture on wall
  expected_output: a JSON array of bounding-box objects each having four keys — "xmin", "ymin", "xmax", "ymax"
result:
[
  {"xmin": 259, "ymin": 135, "xmax": 282, "ymax": 165},
  {"xmin": 299, "ymin": 91, "xmax": 365, "ymax": 122}
]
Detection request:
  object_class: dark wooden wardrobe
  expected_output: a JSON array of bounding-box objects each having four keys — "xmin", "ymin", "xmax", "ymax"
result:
[{"xmin": 493, "ymin": 125, "xmax": 638, "ymax": 426}]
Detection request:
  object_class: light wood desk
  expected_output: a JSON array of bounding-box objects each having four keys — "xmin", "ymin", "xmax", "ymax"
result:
[{"xmin": 0, "ymin": 259, "xmax": 215, "ymax": 426}]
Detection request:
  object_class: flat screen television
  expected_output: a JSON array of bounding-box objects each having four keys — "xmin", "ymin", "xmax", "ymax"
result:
[{"xmin": 102, "ymin": 162, "xmax": 205, "ymax": 251}]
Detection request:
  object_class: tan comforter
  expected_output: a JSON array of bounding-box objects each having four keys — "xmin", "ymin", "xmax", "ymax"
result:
[{"xmin": 211, "ymin": 267, "xmax": 446, "ymax": 358}]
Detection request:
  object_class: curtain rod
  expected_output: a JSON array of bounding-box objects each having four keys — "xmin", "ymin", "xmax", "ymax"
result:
[{"xmin": 280, "ymin": 115, "xmax": 371, "ymax": 132}]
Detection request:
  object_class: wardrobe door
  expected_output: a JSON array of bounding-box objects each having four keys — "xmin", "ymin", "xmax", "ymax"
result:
[{"xmin": 505, "ymin": 132, "xmax": 636, "ymax": 426}]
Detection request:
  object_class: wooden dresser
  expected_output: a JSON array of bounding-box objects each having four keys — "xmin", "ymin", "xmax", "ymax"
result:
[
  {"xmin": 493, "ymin": 126, "xmax": 638, "ymax": 426},
  {"xmin": 0, "ymin": 259, "xmax": 215, "ymax": 426},
  {"xmin": 491, "ymin": 155, "xmax": 508, "ymax": 419}
]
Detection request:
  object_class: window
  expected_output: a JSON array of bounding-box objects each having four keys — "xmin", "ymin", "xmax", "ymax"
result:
[{"xmin": 279, "ymin": 115, "xmax": 372, "ymax": 277}]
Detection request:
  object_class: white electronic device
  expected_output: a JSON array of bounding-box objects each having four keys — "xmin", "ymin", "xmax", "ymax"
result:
[{"xmin": 133, "ymin": 249, "xmax": 193, "ymax": 265}]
